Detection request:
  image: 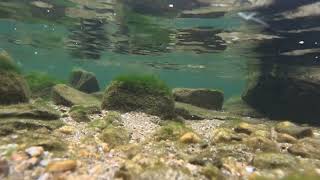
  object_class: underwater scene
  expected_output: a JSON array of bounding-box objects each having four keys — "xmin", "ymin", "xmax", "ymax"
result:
[{"xmin": 0, "ymin": 0, "xmax": 320, "ymax": 179}]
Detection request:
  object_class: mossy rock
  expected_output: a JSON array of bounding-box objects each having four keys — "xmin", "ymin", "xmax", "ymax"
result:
[
  {"xmin": 153, "ymin": 121, "xmax": 191, "ymax": 141},
  {"xmin": 24, "ymin": 71, "xmax": 65, "ymax": 99},
  {"xmin": 244, "ymin": 136, "xmax": 279, "ymax": 152},
  {"xmin": 99, "ymin": 126, "xmax": 130, "ymax": 148},
  {"xmin": 275, "ymin": 121, "xmax": 313, "ymax": 139},
  {"xmin": 0, "ymin": 130, "xmax": 66, "ymax": 154},
  {"xmin": 0, "ymin": 50, "xmax": 20, "ymax": 73},
  {"xmin": 102, "ymin": 74, "xmax": 175, "ymax": 119},
  {"xmin": 51, "ymin": 84, "xmax": 101, "ymax": 107},
  {"xmin": 173, "ymin": 88, "xmax": 224, "ymax": 110},
  {"xmin": 0, "ymin": 71, "xmax": 30, "ymax": 105},
  {"xmin": 175, "ymin": 102, "xmax": 232, "ymax": 120},
  {"xmin": 89, "ymin": 111, "xmax": 123, "ymax": 130},
  {"xmin": 0, "ymin": 118, "xmax": 64, "ymax": 136},
  {"xmin": 288, "ymin": 138, "xmax": 320, "ymax": 159},
  {"xmin": 69, "ymin": 105, "xmax": 101, "ymax": 122},
  {"xmin": 69, "ymin": 68, "xmax": 100, "ymax": 93},
  {"xmin": 0, "ymin": 102, "xmax": 60, "ymax": 120},
  {"xmin": 253, "ymin": 153, "xmax": 296, "ymax": 169}
]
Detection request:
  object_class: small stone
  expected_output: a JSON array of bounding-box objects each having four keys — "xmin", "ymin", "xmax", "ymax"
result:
[
  {"xmin": 57, "ymin": 126, "xmax": 75, "ymax": 134},
  {"xmin": 275, "ymin": 121, "xmax": 313, "ymax": 139},
  {"xmin": 11, "ymin": 152, "xmax": 28, "ymax": 161},
  {"xmin": 46, "ymin": 160, "xmax": 77, "ymax": 172},
  {"xmin": 25, "ymin": 146, "xmax": 44, "ymax": 157},
  {"xmin": 179, "ymin": 132, "xmax": 201, "ymax": 144},
  {"xmin": 288, "ymin": 138, "xmax": 320, "ymax": 159},
  {"xmin": 0, "ymin": 159, "xmax": 9, "ymax": 177},
  {"xmin": 276, "ymin": 133, "xmax": 297, "ymax": 143},
  {"xmin": 253, "ymin": 153, "xmax": 296, "ymax": 169}
]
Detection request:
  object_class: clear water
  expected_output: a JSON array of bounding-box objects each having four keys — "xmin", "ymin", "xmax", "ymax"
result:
[{"xmin": 0, "ymin": 0, "xmax": 319, "ymax": 103}]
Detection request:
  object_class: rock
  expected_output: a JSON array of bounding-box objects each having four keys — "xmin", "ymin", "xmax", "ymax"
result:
[
  {"xmin": 276, "ymin": 133, "xmax": 297, "ymax": 143},
  {"xmin": 223, "ymin": 97, "xmax": 264, "ymax": 118},
  {"xmin": 288, "ymin": 138, "xmax": 320, "ymax": 159},
  {"xmin": 0, "ymin": 159, "xmax": 9, "ymax": 177},
  {"xmin": 25, "ymin": 146, "xmax": 44, "ymax": 157},
  {"xmin": 275, "ymin": 121, "xmax": 313, "ymax": 139},
  {"xmin": 0, "ymin": 71, "xmax": 30, "ymax": 105},
  {"xmin": 211, "ymin": 128, "xmax": 244, "ymax": 143},
  {"xmin": 244, "ymin": 136, "xmax": 279, "ymax": 152},
  {"xmin": 57, "ymin": 126, "xmax": 75, "ymax": 135},
  {"xmin": 0, "ymin": 118, "xmax": 64, "ymax": 136},
  {"xmin": 234, "ymin": 122, "xmax": 269, "ymax": 135},
  {"xmin": 46, "ymin": 160, "xmax": 77, "ymax": 172},
  {"xmin": 99, "ymin": 127, "xmax": 130, "ymax": 148},
  {"xmin": 253, "ymin": 153, "xmax": 296, "ymax": 169},
  {"xmin": 175, "ymin": 102, "xmax": 228, "ymax": 120},
  {"xmin": 173, "ymin": 88, "xmax": 224, "ymax": 110},
  {"xmin": 69, "ymin": 108, "xmax": 90, "ymax": 123},
  {"xmin": 101, "ymin": 78, "xmax": 175, "ymax": 119},
  {"xmin": 0, "ymin": 102, "xmax": 60, "ymax": 120},
  {"xmin": 179, "ymin": 132, "xmax": 201, "ymax": 144},
  {"xmin": 51, "ymin": 84, "xmax": 100, "ymax": 107},
  {"xmin": 69, "ymin": 68, "xmax": 100, "ymax": 93}
]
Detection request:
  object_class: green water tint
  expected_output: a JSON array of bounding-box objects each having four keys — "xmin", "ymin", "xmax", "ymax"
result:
[{"xmin": 0, "ymin": 0, "xmax": 259, "ymax": 100}]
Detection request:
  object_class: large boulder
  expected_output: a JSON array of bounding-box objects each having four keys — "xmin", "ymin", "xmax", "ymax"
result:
[
  {"xmin": 69, "ymin": 69, "xmax": 100, "ymax": 93},
  {"xmin": 173, "ymin": 88, "xmax": 224, "ymax": 110},
  {"xmin": 0, "ymin": 51, "xmax": 30, "ymax": 105},
  {"xmin": 101, "ymin": 75, "xmax": 175, "ymax": 119},
  {"xmin": 51, "ymin": 84, "xmax": 100, "ymax": 107}
]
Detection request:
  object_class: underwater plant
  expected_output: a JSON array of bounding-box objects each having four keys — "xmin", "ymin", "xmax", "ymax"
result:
[
  {"xmin": 24, "ymin": 72, "xmax": 65, "ymax": 95},
  {"xmin": 0, "ymin": 51, "xmax": 21, "ymax": 73}
]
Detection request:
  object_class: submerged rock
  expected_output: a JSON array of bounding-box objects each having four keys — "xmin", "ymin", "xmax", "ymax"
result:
[
  {"xmin": 0, "ymin": 71, "xmax": 30, "ymax": 105},
  {"xmin": 288, "ymin": 138, "xmax": 320, "ymax": 159},
  {"xmin": 46, "ymin": 160, "xmax": 77, "ymax": 173},
  {"xmin": 173, "ymin": 88, "xmax": 224, "ymax": 110},
  {"xmin": 275, "ymin": 121, "xmax": 313, "ymax": 139},
  {"xmin": 102, "ymin": 77, "xmax": 175, "ymax": 119},
  {"xmin": 179, "ymin": 132, "xmax": 201, "ymax": 144},
  {"xmin": 69, "ymin": 68, "xmax": 100, "ymax": 93},
  {"xmin": 99, "ymin": 126, "xmax": 130, "ymax": 148},
  {"xmin": 51, "ymin": 84, "xmax": 100, "ymax": 107},
  {"xmin": 253, "ymin": 153, "xmax": 296, "ymax": 169},
  {"xmin": 0, "ymin": 102, "xmax": 60, "ymax": 120}
]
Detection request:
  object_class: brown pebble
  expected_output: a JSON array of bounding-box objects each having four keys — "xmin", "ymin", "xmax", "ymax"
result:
[
  {"xmin": 0, "ymin": 159, "xmax": 9, "ymax": 177},
  {"xmin": 46, "ymin": 160, "xmax": 77, "ymax": 172}
]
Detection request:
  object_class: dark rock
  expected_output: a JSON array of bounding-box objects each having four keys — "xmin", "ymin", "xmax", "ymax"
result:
[
  {"xmin": 0, "ymin": 71, "xmax": 30, "ymax": 105},
  {"xmin": 69, "ymin": 69, "xmax": 100, "ymax": 93},
  {"xmin": 102, "ymin": 81, "xmax": 175, "ymax": 119},
  {"xmin": 288, "ymin": 138, "xmax": 320, "ymax": 159},
  {"xmin": 173, "ymin": 88, "xmax": 223, "ymax": 110},
  {"xmin": 275, "ymin": 121, "xmax": 313, "ymax": 139},
  {"xmin": 51, "ymin": 84, "xmax": 100, "ymax": 107},
  {"xmin": 0, "ymin": 159, "xmax": 9, "ymax": 178}
]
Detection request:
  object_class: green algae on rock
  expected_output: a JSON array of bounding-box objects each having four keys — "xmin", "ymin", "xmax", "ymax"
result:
[
  {"xmin": 288, "ymin": 138, "xmax": 320, "ymax": 159},
  {"xmin": 69, "ymin": 68, "xmax": 100, "ymax": 93},
  {"xmin": 0, "ymin": 51, "xmax": 30, "ymax": 105},
  {"xmin": 89, "ymin": 111, "xmax": 123, "ymax": 131},
  {"xmin": 153, "ymin": 121, "xmax": 191, "ymax": 141},
  {"xmin": 99, "ymin": 126, "xmax": 130, "ymax": 148},
  {"xmin": 253, "ymin": 153, "xmax": 296, "ymax": 169},
  {"xmin": 275, "ymin": 121, "xmax": 313, "ymax": 139},
  {"xmin": 101, "ymin": 74, "xmax": 175, "ymax": 119},
  {"xmin": 51, "ymin": 84, "xmax": 101, "ymax": 107},
  {"xmin": 173, "ymin": 88, "xmax": 224, "ymax": 110},
  {"xmin": 25, "ymin": 71, "xmax": 65, "ymax": 99}
]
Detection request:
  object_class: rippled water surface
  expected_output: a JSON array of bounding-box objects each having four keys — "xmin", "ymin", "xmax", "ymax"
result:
[{"xmin": 0, "ymin": 0, "xmax": 319, "ymax": 101}]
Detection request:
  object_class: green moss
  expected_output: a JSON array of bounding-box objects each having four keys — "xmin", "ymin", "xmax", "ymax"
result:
[
  {"xmin": 25, "ymin": 71, "xmax": 65, "ymax": 94},
  {"xmin": 113, "ymin": 74, "xmax": 171, "ymax": 96},
  {"xmin": 0, "ymin": 50, "xmax": 20, "ymax": 73},
  {"xmin": 200, "ymin": 164, "xmax": 220, "ymax": 180},
  {"xmin": 154, "ymin": 121, "xmax": 191, "ymax": 141},
  {"xmin": 99, "ymin": 126, "xmax": 130, "ymax": 148},
  {"xmin": 89, "ymin": 111, "xmax": 123, "ymax": 130}
]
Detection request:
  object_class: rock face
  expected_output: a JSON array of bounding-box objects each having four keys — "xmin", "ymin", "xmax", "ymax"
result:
[
  {"xmin": 173, "ymin": 88, "xmax": 224, "ymax": 110},
  {"xmin": 102, "ymin": 81, "xmax": 175, "ymax": 119},
  {"xmin": 0, "ymin": 51, "xmax": 30, "ymax": 105},
  {"xmin": 0, "ymin": 71, "xmax": 30, "ymax": 105},
  {"xmin": 51, "ymin": 84, "xmax": 100, "ymax": 107},
  {"xmin": 69, "ymin": 69, "xmax": 100, "ymax": 93}
]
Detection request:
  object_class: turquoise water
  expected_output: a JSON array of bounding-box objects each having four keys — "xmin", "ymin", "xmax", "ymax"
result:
[{"xmin": 0, "ymin": 0, "xmax": 262, "ymax": 100}]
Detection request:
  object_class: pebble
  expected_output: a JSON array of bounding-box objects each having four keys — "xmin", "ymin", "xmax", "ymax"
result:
[
  {"xmin": 46, "ymin": 160, "xmax": 77, "ymax": 172},
  {"xmin": 179, "ymin": 132, "xmax": 201, "ymax": 144},
  {"xmin": 25, "ymin": 146, "xmax": 44, "ymax": 157},
  {"xmin": 0, "ymin": 159, "xmax": 9, "ymax": 177}
]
